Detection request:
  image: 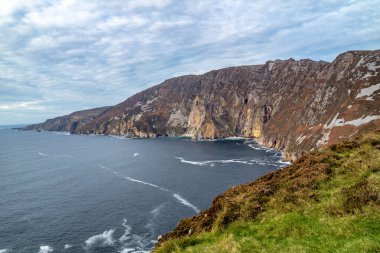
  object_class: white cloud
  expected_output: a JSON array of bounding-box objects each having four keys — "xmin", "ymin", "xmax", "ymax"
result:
[
  {"xmin": 22, "ymin": 0, "xmax": 99, "ymax": 28},
  {"xmin": 97, "ymin": 15, "xmax": 149, "ymax": 31},
  {"xmin": 0, "ymin": 101, "xmax": 46, "ymax": 111},
  {"xmin": 0, "ymin": 0, "xmax": 379, "ymax": 124},
  {"xmin": 124, "ymin": 0, "xmax": 171, "ymax": 10},
  {"xmin": 0, "ymin": 1, "xmax": 44, "ymax": 24}
]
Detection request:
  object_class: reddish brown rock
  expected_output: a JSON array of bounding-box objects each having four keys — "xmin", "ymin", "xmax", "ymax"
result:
[{"xmin": 27, "ymin": 50, "xmax": 380, "ymax": 160}]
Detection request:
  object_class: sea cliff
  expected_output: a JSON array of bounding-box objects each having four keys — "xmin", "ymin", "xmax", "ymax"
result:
[{"xmin": 25, "ymin": 50, "xmax": 380, "ymax": 161}]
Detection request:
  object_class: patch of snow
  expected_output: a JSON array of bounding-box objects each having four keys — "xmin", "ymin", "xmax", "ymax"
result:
[
  {"xmin": 343, "ymin": 115, "xmax": 380, "ymax": 127},
  {"xmin": 324, "ymin": 113, "xmax": 343, "ymax": 129},
  {"xmin": 325, "ymin": 113, "xmax": 380, "ymax": 129},
  {"xmin": 317, "ymin": 113, "xmax": 380, "ymax": 146},
  {"xmin": 355, "ymin": 83, "xmax": 380, "ymax": 101}
]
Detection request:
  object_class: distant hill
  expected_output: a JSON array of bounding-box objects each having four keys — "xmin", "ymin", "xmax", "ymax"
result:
[
  {"xmin": 25, "ymin": 50, "xmax": 380, "ymax": 160},
  {"xmin": 23, "ymin": 106, "xmax": 111, "ymax": 133}
]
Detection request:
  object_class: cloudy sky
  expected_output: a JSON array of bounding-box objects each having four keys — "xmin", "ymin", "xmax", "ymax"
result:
[{"xmin": 0, "ymin": 0, "xmax": 379, "ymax": 124}]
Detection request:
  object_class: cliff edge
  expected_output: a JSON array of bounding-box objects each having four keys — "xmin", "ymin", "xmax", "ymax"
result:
[{"xmin": 154, "ymin": 131, "xmax": 380, "ymax": 252}]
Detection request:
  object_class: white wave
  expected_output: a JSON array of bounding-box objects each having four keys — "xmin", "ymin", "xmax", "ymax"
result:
[
  {"xmin": 133, "ymin": 153, "xmax": 140, "ymax": 157},
  {"xmin": 119, "ymin": 249, "xmax": 150, "ymax": 253},
  {"xmin": 38, "ymin": 152, "xmax": 48, "ymax": 156},
  {"xmin": 175, "ymin": 157, "xmax": 255, "ymax": 166},
  {"xmin": 118, "ymin": 218, "xmax": 154, "ymax": 253},
  {"xmin": 119, "ymin": 218, "xmax": 132, "ymax": 242},
  {"xmin": 63, "ymin": 244, "xmax": 72, "ymax": 249},
  {"xmin": 150, "ymin": 203, "xmax": 166, "ymax": 218},
  {"xmin": 175, "ymin": 157, "xmax": 209, "ymax": 165},
  {"xmin": 109, "ymin": 135, "xmax": 127, "ymax": 139},
  {"xmin": 53, "ymin": 132, "xmax": 70, "ymax": 136},
  {"xmin": 56, "ymin": 154, "xmax": 73, "ymax": 158},
  {"xmin": 0, "ymin": 249, "xmax": 8, "ymax": 253},
  {"xmin": 247, "ymin": 144, "xmax": 266, "ymax": 150},
  {"xmin": 124, "ymin": 176, "xmax": 169, "ymax": 192},
  {"xmin": 97, "ymin": 164, "xmax": 170, "ymax": 192},
  {"xmin": 277, "ymin": 160, "xmax": 292, "ymax": 166},
  {"xmin": 98, "ymin": 164, "xmax": 199, "ymax": 213},
  {"xmin": 98, "ymin": 164, "xmax": 108, "ymax": 169},
  {"xmin": 247, "ymin": 142, "xmax": 278, "ymax": 154},
  {"xmin": 173, "ymin": 193, "xmax": 200, "ymax": 213},
  {"xmin": 84, "ymin": 230, "xmax": 115, "ymax": 250},
  {"xmin": 119, "ymin": 248, "xmax": 135, "ymax": 253},
  {"xmin": 222, "ymin": 136, "xmax": 247, "ymax": 140},
  {"xmin": 38, "ymin": 245, "xmax": 53, "ymax": 253}
]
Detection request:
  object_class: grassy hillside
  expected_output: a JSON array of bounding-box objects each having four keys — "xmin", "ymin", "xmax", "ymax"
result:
[{"xmin": 154, "ymin": 131, "xmax": 380, "ymax": 253}]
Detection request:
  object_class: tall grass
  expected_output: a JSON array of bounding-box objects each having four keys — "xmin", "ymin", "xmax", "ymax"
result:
[{"xmin": 155, "ymin": 132, "xmax": 380, "ymax": 252}]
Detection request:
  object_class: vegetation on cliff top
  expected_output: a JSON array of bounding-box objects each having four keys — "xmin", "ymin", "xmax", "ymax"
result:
[{"xmin": 154, "ymin": 131, "xmax": 380, "ymax": 252}]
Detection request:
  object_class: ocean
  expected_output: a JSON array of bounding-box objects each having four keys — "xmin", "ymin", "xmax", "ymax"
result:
[{"xmin": 0, "ymin": 127, "xmax": 289, "ymax": 253}]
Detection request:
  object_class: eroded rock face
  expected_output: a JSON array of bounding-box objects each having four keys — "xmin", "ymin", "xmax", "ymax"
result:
[{"xmin": 28, "ymin": 50, "xmax": 380, "ymax": 160}]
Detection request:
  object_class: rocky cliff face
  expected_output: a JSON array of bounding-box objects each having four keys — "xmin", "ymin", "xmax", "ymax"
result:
[
  {"xmin": 27, "ymin": 50, "xmax": 380, "ymax": 160},
  {"xmin": 24, "ymin": 106, "xmax": 111, "ymax": 132}
]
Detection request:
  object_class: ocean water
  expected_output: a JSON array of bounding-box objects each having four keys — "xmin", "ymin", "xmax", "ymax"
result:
[{"xmin": 0, "ymin": 128, "xmax": 289, "ymax": 253}]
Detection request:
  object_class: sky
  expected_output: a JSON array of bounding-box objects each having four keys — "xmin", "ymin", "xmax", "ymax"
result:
[{"xmin": 0, "ymin": 0, "xmax": 379, "ymax": 125}]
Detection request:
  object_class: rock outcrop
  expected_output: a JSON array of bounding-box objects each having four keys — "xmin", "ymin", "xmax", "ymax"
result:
[
  {"xmin": 24, "ymin": 106, "xmax": 111, "ymax": 132},
  {"xmin": 26, "ymin": 50, "xmax": 380, "ymax": 160}
]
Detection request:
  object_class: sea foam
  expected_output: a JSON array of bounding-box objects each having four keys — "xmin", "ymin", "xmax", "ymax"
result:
[
  {"xmin": 97, "ymin": 164, "xmax": 200, "ymax": 213},
  {"xmin": 84, "ymin": 230, "xmax": 115, "ymax": 250},
  {"xmin": 118, "ymin": 218, "xmax": 154, "ymax": 253},
  {"xmin": 63, "ymin": 244, "xmax": 72, "ymax": 249},
  {"xmin": 175, "ymin": 157, "xmax": 256, "ymax": 166},
  {"xmin": 119, "ymin": 219, "xmax": 132, "ymax": 242},
  {"xmin": 38, "ymin": 245, "xmax": 53, "ymax": 253},
  {"xmin": 173, "ymin": 193, "xmax": 200, "ymax": 213}
]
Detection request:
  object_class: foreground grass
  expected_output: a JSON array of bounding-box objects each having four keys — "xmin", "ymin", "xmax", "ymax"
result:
[{"xmin": 155, "ymin": 132, "xmax": 380, "ymax": 252}]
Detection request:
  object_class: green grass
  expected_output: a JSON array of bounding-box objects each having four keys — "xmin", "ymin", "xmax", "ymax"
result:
[{"xmin": 155, "ymin": 132, "xmax": 380, "ymax": 253}]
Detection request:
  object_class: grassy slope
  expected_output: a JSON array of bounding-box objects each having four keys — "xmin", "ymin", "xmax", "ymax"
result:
[{"xmin": 155, "ymin": 131, "xmax": 380, "ymax": 253}]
